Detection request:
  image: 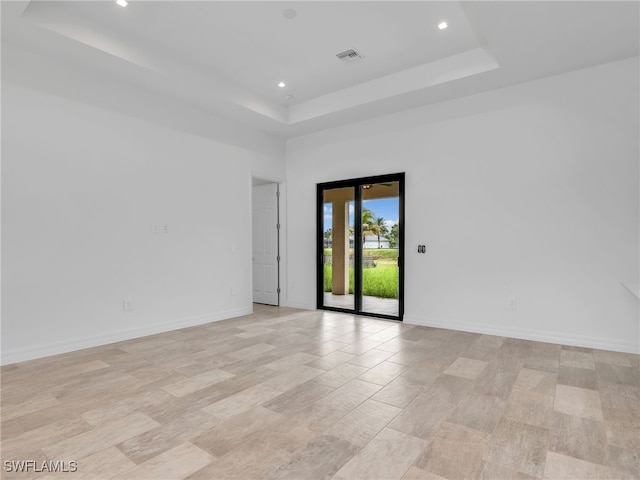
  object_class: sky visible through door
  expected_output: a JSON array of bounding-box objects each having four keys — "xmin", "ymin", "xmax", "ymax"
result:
[{"xmin": 323, "ymin": 197, "xmax": 399, "ymax": 231}]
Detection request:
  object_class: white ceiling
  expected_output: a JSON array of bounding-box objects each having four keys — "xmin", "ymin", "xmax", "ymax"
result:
[{"xmin": 2, "ymin": 1, "xmax": 638, "ymax": 139}]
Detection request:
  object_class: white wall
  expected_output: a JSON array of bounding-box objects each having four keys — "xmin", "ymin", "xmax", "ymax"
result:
[
  {"xmin": 1, "ymin": 82, "xmax": 285, "ymax": 364},
  {"xmin": 286, "ymin": 57, "xmax": 639, "ymax": 353}
]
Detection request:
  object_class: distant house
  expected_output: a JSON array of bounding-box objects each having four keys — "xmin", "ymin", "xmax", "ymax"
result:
[
  {"xmin": 325, "ymin": 235, "xmax": 390, "ymax": 249},
  {"xmin": 363, "ymin": 235, "xmax": 390, "ymax": 249}
]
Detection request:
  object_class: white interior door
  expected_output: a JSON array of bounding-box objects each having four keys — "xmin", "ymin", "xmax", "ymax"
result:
[{"xmin": 252, "ymin": 183, "xmax": 279, "ymax": 305}]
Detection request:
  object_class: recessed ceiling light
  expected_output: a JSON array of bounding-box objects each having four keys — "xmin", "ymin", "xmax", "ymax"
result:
[
  {"xmin": 116, "ymin": 0, "xmax": 128, "ymax": 7},
  {"xmin": 278, "ymin": 82, "xmax": 286, "ymax": 88},
  {"xmin": 438, "ymin": 21, "xmax": 448, "ymax": 30},
  {"xmin": 283, "ymin": 9, "xmax": 297, "ymax": 19}
]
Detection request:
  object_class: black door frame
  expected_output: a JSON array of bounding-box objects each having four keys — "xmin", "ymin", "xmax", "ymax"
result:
[{"xmin": 316, "ymin": 172, "xmax": 405, "ymax": 321}]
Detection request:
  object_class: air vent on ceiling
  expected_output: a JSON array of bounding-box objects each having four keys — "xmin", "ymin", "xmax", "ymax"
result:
[{"xmin": 336, "ymin": 48, "xmax": 364, "ymax": 64}]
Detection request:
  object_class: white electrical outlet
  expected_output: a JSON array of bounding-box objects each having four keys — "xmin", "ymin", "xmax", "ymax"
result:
[
  {"xmin": 230, "ymin": 287, "xmax": 236, "ymax": 296},
  {"xmin": 509, "ymin": 298, "xmax": 517, "ymax": 309},
  {"xmin": 123, "ymin": 299, "xmax": 134, "ymax": 311}
]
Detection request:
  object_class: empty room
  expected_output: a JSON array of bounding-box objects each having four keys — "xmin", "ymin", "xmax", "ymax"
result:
[{"xmin": 1, "ymin": 1, "xmax": 638, "ymax": 479}]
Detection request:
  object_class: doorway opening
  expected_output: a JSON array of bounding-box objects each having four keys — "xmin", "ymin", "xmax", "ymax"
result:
[
  {"xmin": 317, "ymin": 173, "xmax": 404, "ymax": 320},
  {"xmin": 252, "ymin": 178, "xmax": 280, "ymax": 306}
]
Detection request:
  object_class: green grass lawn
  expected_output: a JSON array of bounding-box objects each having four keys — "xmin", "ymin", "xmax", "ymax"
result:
[
  {"xmin": 324, "ymin": 248, "xmax": 398, "ymax": 260},
  {"xmin": 323, "ymin": 264, "xmax": 398, "ymax": 299}
]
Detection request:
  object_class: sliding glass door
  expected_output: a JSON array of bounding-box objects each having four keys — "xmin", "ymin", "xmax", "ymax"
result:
[{"xmin": 317, "ymin": 173, "xmax": 404, "ymax": 320}]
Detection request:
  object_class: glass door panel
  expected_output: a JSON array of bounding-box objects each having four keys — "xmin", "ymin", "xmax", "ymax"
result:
[
  {"xmin": 322, "ymin": 186, "xmax": 355, "ymax": 311},
  {"xmin": 360, "ymin": 181, "xmax": 400, "ymax": 317}
]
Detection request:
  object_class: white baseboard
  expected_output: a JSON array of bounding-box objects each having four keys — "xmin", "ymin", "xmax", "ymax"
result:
[
  {"xmin": 286, "ymin": 301, "xmax": 316, "ymax": 310},
  {"xmin": 1, "ymin": 306, "xmax": 252, "ymax": 365},
  {"xmin": 404, "ymin": 314, "xmax": 639, "ymax": 354}
]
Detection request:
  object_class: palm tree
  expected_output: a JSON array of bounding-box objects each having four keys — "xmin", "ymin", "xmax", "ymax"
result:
[
  {"xmin": 388, "ymin": 223, "xmax": 399, "ymax": 248},
  {"xmin": 373, "ymin": 217, "xmax": 389, "ymax": 248},
  {"xmin": 361, "ymin": 208, "xmax": 375, "ymax": 245}
]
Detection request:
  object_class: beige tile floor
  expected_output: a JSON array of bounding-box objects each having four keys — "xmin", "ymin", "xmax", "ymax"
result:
[{"xmin": 1, "ymin": 305, "xmax": 638, "ymax": 480}]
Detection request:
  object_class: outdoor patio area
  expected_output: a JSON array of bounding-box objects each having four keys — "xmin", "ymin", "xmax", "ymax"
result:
[{"xmin": 324, "ymin": 293, "xmax": 399, "ymax": 317}]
